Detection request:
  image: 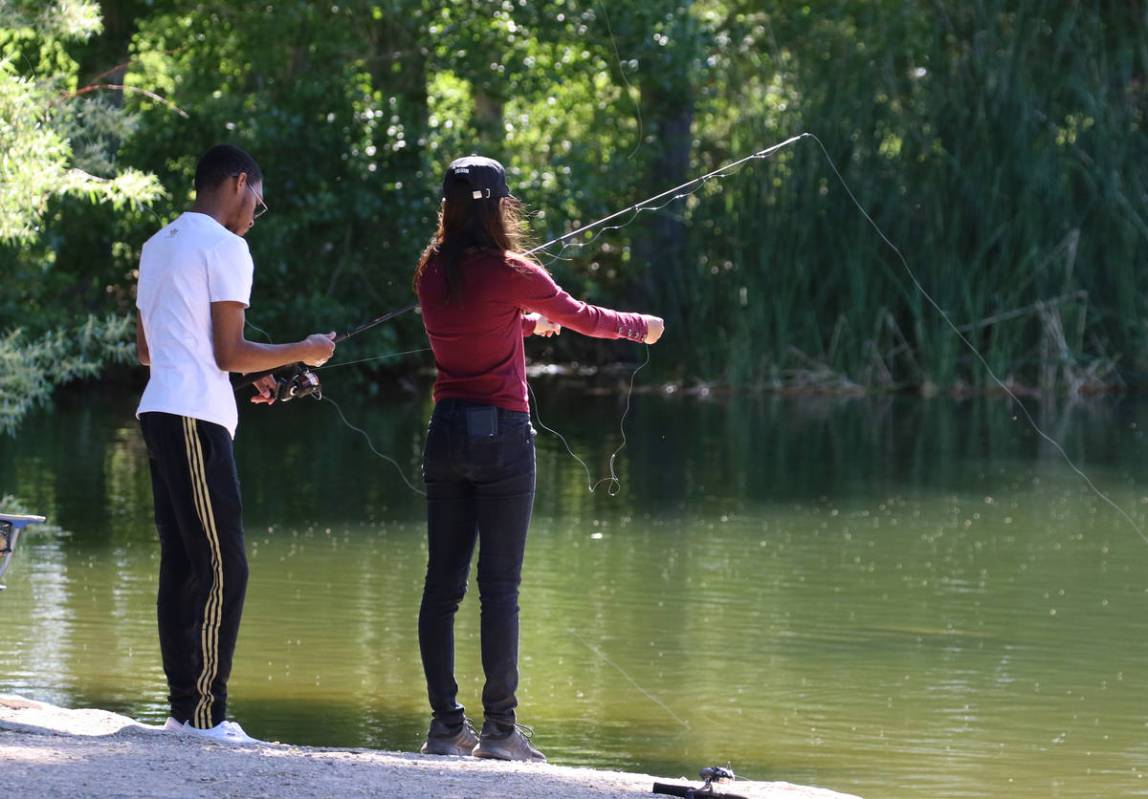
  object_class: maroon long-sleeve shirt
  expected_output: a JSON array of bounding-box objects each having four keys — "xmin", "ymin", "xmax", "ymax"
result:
[{"xmin": 417, "ymin": 251, "xmax": 649, "ymax": 412}]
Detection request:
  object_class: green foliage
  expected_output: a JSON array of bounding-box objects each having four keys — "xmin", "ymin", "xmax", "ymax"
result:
[
  {"xmin": 0, "ymin": 0, "xmax": 161, "ymax": 244},
  {"xmin": 0, "ymin": 0, "xmax": 162, "ymax": 371},
  {"xmin": 0, "ymin": 0, "xmax": 103, "ymax": 40},
  {"xmin": 0, "ymin": 494, "xmax": 29, "ymax": 514},
  {"xmin": 0, "ymin": 314, "xmax": 135, "ymax": 433},
  {"xmin": 2, "ymin": 0, "xmax": 1147, "ymax": 434},
  {"xmin": 0, "ymin": 61, "xmax": 69, "ymax": 241},
  {"xmin": 688, "ymin": 0, "xmax": 1147, "ymax": 391}
]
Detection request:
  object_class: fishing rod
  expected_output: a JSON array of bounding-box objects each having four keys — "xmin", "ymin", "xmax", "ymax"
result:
[
  {"xmin": 523, "ymin": 133, "xmax": 808, "ymax": 258},
  {"xmin": 332, "ymin": 302, "xmax": 419, "ymax": 345},
  {"xmin": 233, "ymin": 134, "xmax": 809, "ymax": 404},
  {"xmin": 653, "ymin": 766, "xmax": 746, "ymax": 799},
  {"xmin": 231, "ymin": 302, "xmax": 417, "ymax": 400}
]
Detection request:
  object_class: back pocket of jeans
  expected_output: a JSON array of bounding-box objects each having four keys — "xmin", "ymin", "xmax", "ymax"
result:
[{"xmin": 466, "ymin": 435, "xmax": 502, "ymax": 470}]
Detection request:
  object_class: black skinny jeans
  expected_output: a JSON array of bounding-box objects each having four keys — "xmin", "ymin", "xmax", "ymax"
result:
[{"xmin": 418, "ymin": 400, "xmax": 536, "ymax": 730}]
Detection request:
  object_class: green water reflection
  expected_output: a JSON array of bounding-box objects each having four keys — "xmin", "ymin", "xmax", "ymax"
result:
[{"xmin": 3, "ymin": 383, "xmax": 1148, "ymax": 798}]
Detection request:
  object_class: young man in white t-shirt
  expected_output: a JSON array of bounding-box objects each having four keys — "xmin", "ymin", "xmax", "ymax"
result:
[{"xmin": 136, "ymin": 144, "xmax": 335, "ymax": 744}]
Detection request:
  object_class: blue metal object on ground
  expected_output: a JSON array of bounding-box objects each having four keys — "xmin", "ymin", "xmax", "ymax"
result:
[{"xmin": 0, "ymin": 513, "xmax": 46, "ymax": 590}]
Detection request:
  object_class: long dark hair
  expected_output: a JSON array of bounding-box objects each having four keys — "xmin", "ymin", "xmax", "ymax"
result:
[{"xmin": 413, "ymin": 194, "xmax": 538, "ymax": 300}]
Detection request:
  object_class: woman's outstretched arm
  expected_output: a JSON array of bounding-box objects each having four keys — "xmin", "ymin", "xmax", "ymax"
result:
[{"xmin": 510, "ymin": 259, "xmax": 664, "ymax": 344}]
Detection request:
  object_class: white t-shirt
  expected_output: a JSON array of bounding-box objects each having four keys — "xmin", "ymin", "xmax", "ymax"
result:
[{"xmin": 136, "ymin": 212, "xmax": 254, "ymax": 438}]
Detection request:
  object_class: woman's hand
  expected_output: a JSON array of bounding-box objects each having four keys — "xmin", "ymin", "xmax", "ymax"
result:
[
  {"xmin": 528, "ymin": 314, "xmax": 562, "ymax": 337},
  {"xmin": 643, "ymin": 315, "xmax": 665, "ymax": 345}
]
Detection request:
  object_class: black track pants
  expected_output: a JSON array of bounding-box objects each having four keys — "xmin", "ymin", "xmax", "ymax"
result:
[{"xmin": 140, "ymin": 412, "xmax": 248, "ymax": 729}]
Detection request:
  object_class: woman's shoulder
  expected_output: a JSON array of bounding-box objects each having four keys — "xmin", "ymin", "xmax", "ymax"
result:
[
  {"xmin": 457, "ymin": 250, "xmax": 555, "ymax": 293},
  {"xmin": 500, "ymin": 251, "xmax": 551, "ymax": 281}
]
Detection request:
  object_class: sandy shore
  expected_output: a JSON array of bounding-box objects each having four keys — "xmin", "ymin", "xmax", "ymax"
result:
[{"xmin": 0, "ymin": 695, "xmax": 860, "ymax": 799}]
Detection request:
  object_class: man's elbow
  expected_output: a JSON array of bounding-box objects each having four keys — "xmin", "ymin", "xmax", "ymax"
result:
[{"xmin": 213, "ymin": 345, "xmax": 239, "ymax": 373}]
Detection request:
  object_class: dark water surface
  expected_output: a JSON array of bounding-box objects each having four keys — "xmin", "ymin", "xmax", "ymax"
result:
[{"xmin": 3, "ymin": 382, "xmax": 1148, "ymax": 798}]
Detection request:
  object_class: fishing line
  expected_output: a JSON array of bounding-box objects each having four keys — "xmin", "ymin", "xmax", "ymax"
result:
[
  {"xmin": 219, "ymin": 142, "xmax": 806, "ymax": 501},
  {"xmin": 521, "ymin": 129, "xmax": 1145, "ymax": 544},
  {"xmin": 516, "ymin": 136, "xmax": 806, "ymax": 492},
  {"xmin": 594, "ymin": 0, "xmax": 643, "ymax": 161},
  {"xmin": 531, "ymin": 179, "xmax": 699, "ymax": 267},
  {"xmin": 181, "ymin": 129, "xmax": 1136, "ymax": 540},
  {"xmin": 245, "ymin": 319, "xmax": 274, "ymax": 343},
  {"xmin": 322, "ymin": 395, "xmax": 426, "ymax": 496},
  {"xmin": 532, "ymin": 205, "xmax": 643, "ymax": 269},
  {"xmin": 528, "ymin": 346, "xmax": 650, "ymax": 496},
  {"xmin": 314, "ymin": 346, "xmax": 432, "ymax": 371},
  {"xmin": 135, "ymin": 197, "xmax": 427, "ymax": 494},
  {"xmin": 318, "ymin": 343, "xmax": 647, "ymax": 498},
  {"xmin": 525, "ymin": 134, "xmax": 805, "ymax": 267},
  {"xmin": 801, "ymin": 132, "xmax": 1148, "ymax": 545},
  {"xmin": 566, "ymin": 627, "xmax": 691, "ymax": 730}
]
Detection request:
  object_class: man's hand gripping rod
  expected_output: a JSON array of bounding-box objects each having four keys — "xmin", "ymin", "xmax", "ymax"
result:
[{"xmin": 231, "ymin": 303, "xmax": 418, "ymax": 402}]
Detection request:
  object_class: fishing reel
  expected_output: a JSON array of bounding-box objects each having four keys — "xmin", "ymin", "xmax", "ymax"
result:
[
  {"xmin": 273, "ymin": 364, "xmax": 323, "ymax": 402},
  {"xmin": 653, "ymin": 765, "xmax": 743, "ymax": 799},
  {"xmin": 233, "ymin": 303, "xmax": 419, "ymax": 405},
  {"xmin": 698, "ymin": 767, "xmax": 735, "ymax": 787}
]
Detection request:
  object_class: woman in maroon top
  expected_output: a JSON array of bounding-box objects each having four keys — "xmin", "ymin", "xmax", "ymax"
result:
[{"xmin": 414, "ymin": 156, "xmax": 664, "ymax": 761}]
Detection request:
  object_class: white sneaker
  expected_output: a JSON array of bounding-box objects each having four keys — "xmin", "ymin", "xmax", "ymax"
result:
[{"xmin": 163, "ymin": 717, "xmax": 262, "ymax": 744}]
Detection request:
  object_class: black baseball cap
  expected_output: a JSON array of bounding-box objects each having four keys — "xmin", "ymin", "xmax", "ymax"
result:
[{"xmin": 443, "ymin": 155, "xmax": 514, "ymax": 201}]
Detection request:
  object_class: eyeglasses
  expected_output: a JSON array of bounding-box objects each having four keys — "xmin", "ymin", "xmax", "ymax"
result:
[
  {"xmin": 247, "ymin": 184, "xmax": 269, "ymax": 220},
  {"xmin": 231, "ymin": 173, "xmax": 269, "ymax": 220}
]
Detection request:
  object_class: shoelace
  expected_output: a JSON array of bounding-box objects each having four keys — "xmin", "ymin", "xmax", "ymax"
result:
[{"xmin": 513, "ymin": 723, "xmax": 535, "ymax": 741}]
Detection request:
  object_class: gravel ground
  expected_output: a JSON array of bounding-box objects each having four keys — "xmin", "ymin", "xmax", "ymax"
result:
[{"xmin": 0, "ymin": 695, "xmax": 860, "ymax": 799}]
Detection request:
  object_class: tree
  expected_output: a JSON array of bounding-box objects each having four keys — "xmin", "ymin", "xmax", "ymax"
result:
[
  {"xmin": 0, "ymin": 0, "xmax": 161, "ymax": 247},
  {"xmin": 0, "ymin": 0, "xmax": 160, "ymax": 431}
]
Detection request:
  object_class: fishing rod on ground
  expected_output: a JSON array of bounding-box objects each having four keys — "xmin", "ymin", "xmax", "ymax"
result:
[
  {"xmin": 652, "ymin": 766, "xmax": 746, "ymax": 799},
  {"xmin": 231, "ymin": 133, "xmax": 810, "ymax": 405}
]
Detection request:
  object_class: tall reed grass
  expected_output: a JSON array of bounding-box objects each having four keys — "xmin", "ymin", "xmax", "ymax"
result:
[{"xmin": 661, "ymin": 0, "xmax": 1145, "ymax": 394}]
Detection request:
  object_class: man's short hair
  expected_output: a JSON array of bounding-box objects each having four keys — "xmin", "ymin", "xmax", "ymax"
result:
[{"xmin": 194, "ymin": 144, "xmax": 263, "ymax": 193}]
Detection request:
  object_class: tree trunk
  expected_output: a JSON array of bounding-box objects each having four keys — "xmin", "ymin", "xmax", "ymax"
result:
[
  {"xmin": 473, "ymin": 89, "xmax": 505, "ymax": 152},
  {"xmin": 368, "ymin": 3, "xmax": 429, "ymax": 174},
  {"xmin": 634, "ymin": 77, "xmax": 694, "ymax": 337}
]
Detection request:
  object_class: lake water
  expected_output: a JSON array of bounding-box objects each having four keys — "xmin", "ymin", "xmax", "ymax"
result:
[{"xmin": 3, "ymin": 379, "xmax": 1148, "ymax": 798}]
